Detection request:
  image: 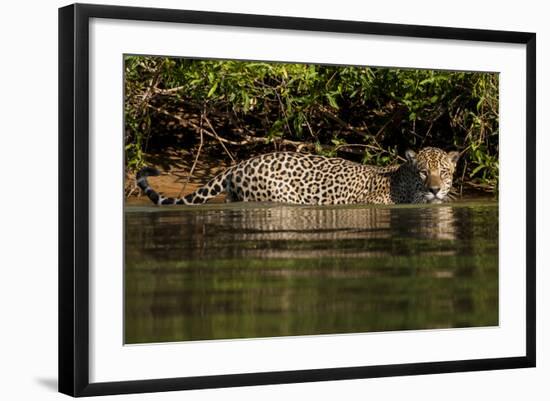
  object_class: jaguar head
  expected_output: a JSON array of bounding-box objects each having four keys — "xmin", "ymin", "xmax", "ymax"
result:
[{"xmin": 405, "ymin": 147, "xmax": 460, "ymax": 203}]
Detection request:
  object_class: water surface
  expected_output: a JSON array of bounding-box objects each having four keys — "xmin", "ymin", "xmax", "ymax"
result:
[{"xmin": 125, "ymin": 200, "xmax": 498, "ymax": 344}]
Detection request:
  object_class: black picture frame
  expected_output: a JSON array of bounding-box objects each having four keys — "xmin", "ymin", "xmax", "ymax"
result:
[{"xmin": 58, "ymin": 3, "xmax": 536, "ymax": 397}]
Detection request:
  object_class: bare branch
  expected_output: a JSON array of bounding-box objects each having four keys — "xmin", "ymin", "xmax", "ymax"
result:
[
  {"xmin": 177, "ymin": 108, "xmax": 205, "ymax": 198},
  {"xmin": 203, "ymin": 114, "xmax": 236, "ymax": 164},
  {"xmin": 149, "ymin": 105, "xmax": 316, "ymax": 150}
]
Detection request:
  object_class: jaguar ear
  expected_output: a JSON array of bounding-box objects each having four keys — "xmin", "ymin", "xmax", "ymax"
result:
[
  {"xmin": 448, "ymin": 151, "xmax": 460, "ymax": 166},
  {"xmin": 405, "ymin": 149, "xmax": 417, "ymax": 165}
]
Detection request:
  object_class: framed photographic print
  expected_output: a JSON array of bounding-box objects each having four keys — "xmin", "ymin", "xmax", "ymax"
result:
[{"xmin": 58, "ymin": 3, "xmax": 536, "ymax": 397}]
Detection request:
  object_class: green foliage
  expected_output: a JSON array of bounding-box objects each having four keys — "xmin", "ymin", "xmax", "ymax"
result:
[{"xmin": 125, "ymin": 56, "xmax": 499, "ymax": 193}]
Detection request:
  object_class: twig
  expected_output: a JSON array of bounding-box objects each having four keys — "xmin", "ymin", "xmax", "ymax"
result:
[
  {"xmin": 459, "ymin": 159, "xmax": 468, "ymax": 197},
  {"xmin": 318, "ymin": 106, "xmax": 395, "ymax": 158},
  {"xmin": 463, "ymin": 181, "xmax": 496, "ymax": 192},
  {"xmin": 126, "ymin": 182, "xmax": 140, "ymax": 198},
  {"xmin": 319, "ymin": 106, "xmax": 373, "ymax": 138},
  {"xmin": 303, "ymin": 117, "xmax": 315, "ymax": 138},
  {"xmin": 325, "ymin": 72, "xmax": 338, "ymax": 90},
  {"xmin": 177, "ymin": 108, "xmax": 205, "ymax": 198},
  {"xmin": 149, "ymin": 105, "xmax": 315, "ymax": 149},
  {"xmin": 153, "ymin": 86, "xmax": 186, "ymax": 95},
  {"xmin": 203, "ymin": 114, "xmax": 236, "ymax": 164},
  {"xmin": 274, "ymin": 89, "xmax": 293, "ymax": 138},
  {"xmin": 374, "ymin": 116, "xmax": 395, "ymax": 139},
  {"xmin": 333, "ymin": 144, "xmax": 405, "ymax": 162},
  {"xmin": 420, "ymin": 122, "xmax": 434, "ymax": 147}
]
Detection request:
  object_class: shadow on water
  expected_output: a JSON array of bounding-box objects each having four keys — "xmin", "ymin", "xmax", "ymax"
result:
[{"xmin": 124, "ymin": 200, "xmax": 498, "ymax": 344}]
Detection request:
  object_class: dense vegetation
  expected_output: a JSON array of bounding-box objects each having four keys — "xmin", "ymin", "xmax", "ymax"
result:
[{"xmin": 125, "ymin": 56, "xmax": 499, "ymax": 195}]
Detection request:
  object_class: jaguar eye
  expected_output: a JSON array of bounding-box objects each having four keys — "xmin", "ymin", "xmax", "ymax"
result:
[{"xmin": 419, "ymin": 171, "xmax": 428, "ymax": 180}]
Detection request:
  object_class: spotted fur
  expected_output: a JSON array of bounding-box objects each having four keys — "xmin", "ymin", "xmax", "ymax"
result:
[{"xmin": 136, "ymin": 147, "xmax": 459, "ymax": 206}]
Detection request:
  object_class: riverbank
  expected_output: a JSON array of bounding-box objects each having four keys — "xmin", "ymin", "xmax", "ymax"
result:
[{"xmin": 126, "ymin": 148, "xmax": 496, "ymax": 205}]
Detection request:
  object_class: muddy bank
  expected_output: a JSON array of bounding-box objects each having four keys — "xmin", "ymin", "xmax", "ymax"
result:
[
  {"xmin": 126, "ymin": 148, "xmax": 231, "ymax": 204},
  {"xmin": 127, "ymin": 178, "xmax": 227, "ymax": 205}
]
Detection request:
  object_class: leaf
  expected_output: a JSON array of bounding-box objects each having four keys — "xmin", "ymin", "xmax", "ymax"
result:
[
  {"xmin": 207, "ymin": 82, "xmax": 218, "ymax": 97},
  {"xmin": 470, "ymin": 165, "xmax": 485, "ymax": 177},
  {"xmin": 242, "ymin": 92, "xmax": 250, "ymax": 111},
  {"xmin": 281, "ymin": 67, "xmax": 288, "ymax": 79},
  {"xmin": 325, "ymin": 93, "xmax": 339, "ymax": 109},
  {"xmin": 476, "ymin": 97, "xmax": 485, "ymax": 111}
]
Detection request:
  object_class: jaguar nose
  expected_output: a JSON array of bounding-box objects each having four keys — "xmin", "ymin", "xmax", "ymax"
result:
[{"xmin": 429, "ymin": 186, "xmax": 440, "ymax": 195}]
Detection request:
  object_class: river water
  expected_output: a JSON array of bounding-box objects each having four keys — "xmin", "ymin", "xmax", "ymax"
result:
[{"xmin": 124, "ymin": 200, "xmax": 498, "ymax": 344}]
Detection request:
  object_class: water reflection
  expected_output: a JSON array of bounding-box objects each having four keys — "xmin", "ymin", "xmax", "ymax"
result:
[{"xmin": 125, "ymin": 202, "xmax": 498, "ymax": 343}]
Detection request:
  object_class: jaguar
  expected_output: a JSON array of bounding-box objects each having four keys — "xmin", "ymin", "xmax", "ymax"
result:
[{"xmin": 136, "ymin": 146, "xmax": 460, "ymax": 205}]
